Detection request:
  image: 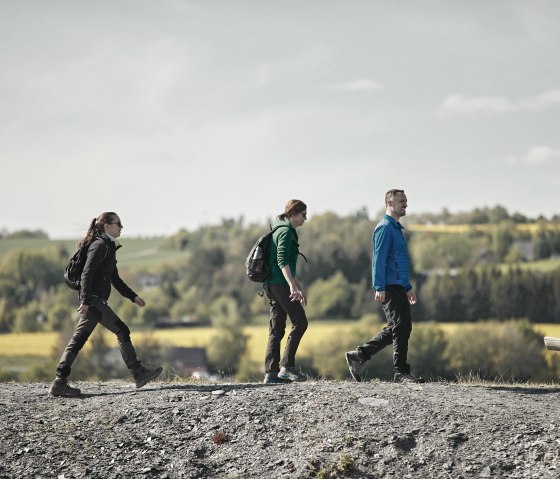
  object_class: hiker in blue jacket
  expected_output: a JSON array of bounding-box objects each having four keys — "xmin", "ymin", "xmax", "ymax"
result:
[
  {"xmin": 49, "ymin": 212, "xmax": 162, "ymax": 397},
  {"xmin": 345, "ymin": 189, "xmax": 424, "ymax": 383}
]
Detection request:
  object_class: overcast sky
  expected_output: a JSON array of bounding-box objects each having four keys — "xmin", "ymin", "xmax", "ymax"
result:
[{"xmin": 1, "ymin": 1, "xmax": 559, "ymax": 238}]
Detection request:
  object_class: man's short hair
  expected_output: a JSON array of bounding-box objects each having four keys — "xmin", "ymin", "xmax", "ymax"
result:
[{"xmin": 385, "ymin": 189, "xmax": 405, "ymax": 205}]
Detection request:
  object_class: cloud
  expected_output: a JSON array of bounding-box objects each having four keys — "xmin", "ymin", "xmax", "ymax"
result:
[
  {"xmin": 504, "ymin": 145, "xmax": 560, "ymax": 166},
  {"xmin": 436, "ymin": 89, "xmax": 560, "ymax": 116},
  {"xmin": 333, "ymin": 79, "xmax": 382, "ymax": 92},
  {"xmin": 523, "ymin": 145, "xmax": 560, "ymax": 165}
]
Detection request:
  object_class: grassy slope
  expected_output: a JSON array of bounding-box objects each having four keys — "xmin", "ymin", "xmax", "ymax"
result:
[{"xmin": 0, "ymin": 237, "xmax": 190, "ymax": 270}]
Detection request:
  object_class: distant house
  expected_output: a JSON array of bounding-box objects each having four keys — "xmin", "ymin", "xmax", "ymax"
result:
[
  {"xmin": 138, "ymin": 274, "xmax": 162, "ymax": 290},
  {"xmin": 154, "ymin": 316, "xmax": 204, "ymax": 328},
  {"xmin": 164, "ymin": 347, "xmax": 209, "ymax": 377},
  {"xmin": 512, "ymin": 240, "xmax": 534, "ymax": 261}
]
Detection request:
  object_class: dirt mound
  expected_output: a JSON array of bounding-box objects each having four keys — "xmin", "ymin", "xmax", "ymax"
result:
[{"xmin": 1, "ymin": 380, "xmax": 559, "ymax": 478}]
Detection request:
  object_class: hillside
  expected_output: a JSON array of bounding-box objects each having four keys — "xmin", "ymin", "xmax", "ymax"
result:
[{"xmin": 1, "ymin": 380, "xmax": 559, "ymax": 478}]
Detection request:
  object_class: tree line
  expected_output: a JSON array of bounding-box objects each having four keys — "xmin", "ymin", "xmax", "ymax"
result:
[{"xmin": 1, "ymin": 206, "xmax": 560, "ymax": 334}]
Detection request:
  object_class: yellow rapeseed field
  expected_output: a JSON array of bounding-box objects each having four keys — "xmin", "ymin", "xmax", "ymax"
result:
[
  {"xmin": 0, "ymin": 321, "xmax": 358, "ymax": 362},
  {"xmin": 2, "ymin": 322, "xmax": 560, "ymax": 362},
  {"xmin": 407, "ymin": 223, "xmax": 560, "ymax": 234}
]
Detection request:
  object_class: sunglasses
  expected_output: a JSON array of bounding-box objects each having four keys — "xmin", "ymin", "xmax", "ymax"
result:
[{"xmin": 110, "ymin": 221, "xmax": 123, "ymax": 228}]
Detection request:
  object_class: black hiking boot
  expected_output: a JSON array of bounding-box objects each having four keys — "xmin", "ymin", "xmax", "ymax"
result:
[
  {"xmin": 49, "ymin": 378, "xmax": 81, "ymax": 397},
  {"xmin": 394, "ymin": 372, "xmax": 425, "ymax": 384},
  {"xmin": 133, "ymin": 365, "xmax": 163, "ymax": 388},
  {"xmin": 345, "ymin": 351, "xmax": 365, "ymax": 382}
]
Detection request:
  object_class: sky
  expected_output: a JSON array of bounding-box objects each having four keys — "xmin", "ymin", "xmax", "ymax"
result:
[{"xmin": 1, "ymin": 1, "xmax": 559, "ymax": 238}]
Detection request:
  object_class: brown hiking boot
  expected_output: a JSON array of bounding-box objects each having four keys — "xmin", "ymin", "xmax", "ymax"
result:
[
  {"xmin": 49, "ymin": 378, "xmax": 81, "ymax": 397},
  {"xmin": 133, "ymin": 365, "xmax": 163, "ymax": 388}
]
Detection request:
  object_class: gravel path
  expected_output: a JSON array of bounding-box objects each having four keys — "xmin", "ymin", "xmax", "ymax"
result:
[{"xmin": 1, "ymin": 380, "xmax": 559, "ymax": 478}]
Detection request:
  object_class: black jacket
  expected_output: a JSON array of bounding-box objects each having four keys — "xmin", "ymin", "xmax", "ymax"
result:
[{"xmin": 79, "ymin": 233, "xmax": 137, "ymax": 305}]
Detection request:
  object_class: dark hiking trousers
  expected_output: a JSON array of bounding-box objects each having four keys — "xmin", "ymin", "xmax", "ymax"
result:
[
  {"xmin": 357, "ymin": 285, "xmax": 412, "ymax": 374},
  {"xmin": 55, "ymin": 299, "xmax": 140, "ymax": 379},
  {"xmin": 264, "ymin": 284, "xmax": 308, "ymax": 374}
]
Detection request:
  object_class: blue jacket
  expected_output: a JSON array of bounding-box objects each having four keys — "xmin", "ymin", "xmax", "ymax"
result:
[{"xmin": 372, "ymin": 214, "xmax": 412, "ymax": 292}]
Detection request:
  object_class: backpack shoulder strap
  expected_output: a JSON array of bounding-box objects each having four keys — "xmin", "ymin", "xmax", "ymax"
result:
[{"xmin": 269, "ymin": 224, "xmax": 307, "ymax": 262}]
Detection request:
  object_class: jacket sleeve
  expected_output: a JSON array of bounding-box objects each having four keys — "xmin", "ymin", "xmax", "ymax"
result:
[
  {"xmin": 372, "ymin": 225, "xmax": 391, "ymax": 291},
  {"xmin": 275, "ymin": 228, "xmax": 294, "ymax": 268},
  {"xmin": 111, "ymin": 266, "xmax": 137, "ymax": 302},
  {"xmin": 80, "ymin": 240, "xmax": 109, "ymax": 305}
]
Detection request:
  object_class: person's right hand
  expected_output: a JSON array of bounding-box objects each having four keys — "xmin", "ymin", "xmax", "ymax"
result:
[
  {"xmin": 289, "ymin": 285, "xmax": 304, "ymax": 304},
  {"xmin": 374, "ymin": 291, "xmax": 385, "ymax": 303},
  {"xmin": 77, "ymin": 303, "xmax": 89, "ymax": 316}
]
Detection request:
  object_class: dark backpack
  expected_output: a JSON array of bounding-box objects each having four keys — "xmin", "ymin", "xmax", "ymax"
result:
[
  {"xmin": 63, "ymin": 239, "xmax": 108, "ymax": 290},
  {"xmin": 245, "ymin": 225, "xmax": 289, "ymax": 283}
]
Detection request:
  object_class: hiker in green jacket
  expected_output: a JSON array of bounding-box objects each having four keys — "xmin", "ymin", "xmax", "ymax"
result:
[{"xmin": 263, "ymin": 199, "xmax": 309, "ymax": 384}]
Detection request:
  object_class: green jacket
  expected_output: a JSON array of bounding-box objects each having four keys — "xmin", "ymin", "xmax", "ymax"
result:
[{"xmin": 266, "ymin": 219, "xmax": 300, "ymax": 285}]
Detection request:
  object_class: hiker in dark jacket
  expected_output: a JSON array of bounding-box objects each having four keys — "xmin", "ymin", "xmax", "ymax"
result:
[
  {"xmin": 263, "ymin": 199, "xmax": 309, "ymax": 384},
  {"xmin": 49, "ymin": 212, "xmax": 162, "ymax": 397}
]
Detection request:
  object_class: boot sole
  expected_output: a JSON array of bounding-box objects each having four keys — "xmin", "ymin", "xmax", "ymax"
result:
[
  {"xmin": 263, "ymin": 379, "xmax": 292, "ymax": 384},
  {"xmin": 135, "ymin": 367, "xmax": 163, "ymax": 389},
  {"xmin": 278, "ymin": 376, "xmax": 307, "ymax": 382},
  {"xmin": 49, "ymin": 389, "xmax": 81, "ymax": 397},
  {"xmin": 278, "ymin": 371, "xmax": 307, "ymax": 382}
]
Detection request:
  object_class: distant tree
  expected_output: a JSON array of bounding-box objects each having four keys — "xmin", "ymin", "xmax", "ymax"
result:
[
  {"xmin": 306, "ymin": 272, "xmax": 354, "ymax": 319},
  {"xmin": 407, "ymin": 323, "xmax": 449, "ymax": 380},
  {"xmin": 445, "ymin": 321, "xmax": 551, "ymax": 381},
  {"xmin": 206, "ymin": 296, "xmax": 248, "ymax": 375},
  {"xmin": 139, "ymin": 305, "xmax": 164, "ymax": 327},
  {"xmin": 511, "ymin": 212, "xmax": 529, "ymax": 224},
  {"xmin": 493, "ymin": 220, "xmax": 514, "ymax": 262},
  {"xmin": 0, "ymin": 298, "xmax": 11, "ymax": 332},
  {"xmin": 468, "ymin": 208, "xmax": 490, "ymax": 224},
  {"xmin": 13, "ymin": 302, "xmax": 45, "ymax": 332},
  {"xmin": 116, "ymin": 301, "xmax": 140, "ymax": 326},
  {"xmin": 533, "ymin": 234, "xmax": 551, "ymax": 260},
  {"xmin": 163, "ymin": 228, "xmax": 190, "ymax": 250},
  {"xmin": 488, "ymin": 205, "xmax": 510, "ymax": 224},
  {"xmin": 46, "ymin": 304, "xmax": 74, "ymax": 331},
  {"xmin": 6, "ymin": 229, "xmax": 49, "ymax": 239},
  {"xmin": 0, "ymin": 249, "xmax": 63, "ymax": 307}
]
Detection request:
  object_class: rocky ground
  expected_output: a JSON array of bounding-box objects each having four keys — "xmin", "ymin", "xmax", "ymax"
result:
[{"xmin": 1, "ymin": 379, "xmax": 560, "ymax": 478}]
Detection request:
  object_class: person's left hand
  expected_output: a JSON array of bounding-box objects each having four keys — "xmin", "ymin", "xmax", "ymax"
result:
[
  {"xmin": 407, "ymin": 290, "xmax": 417, "ymax": 305},
  {"xmin": 134, "ymin": 296, "xmax": 146, "ymax": 307}
]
